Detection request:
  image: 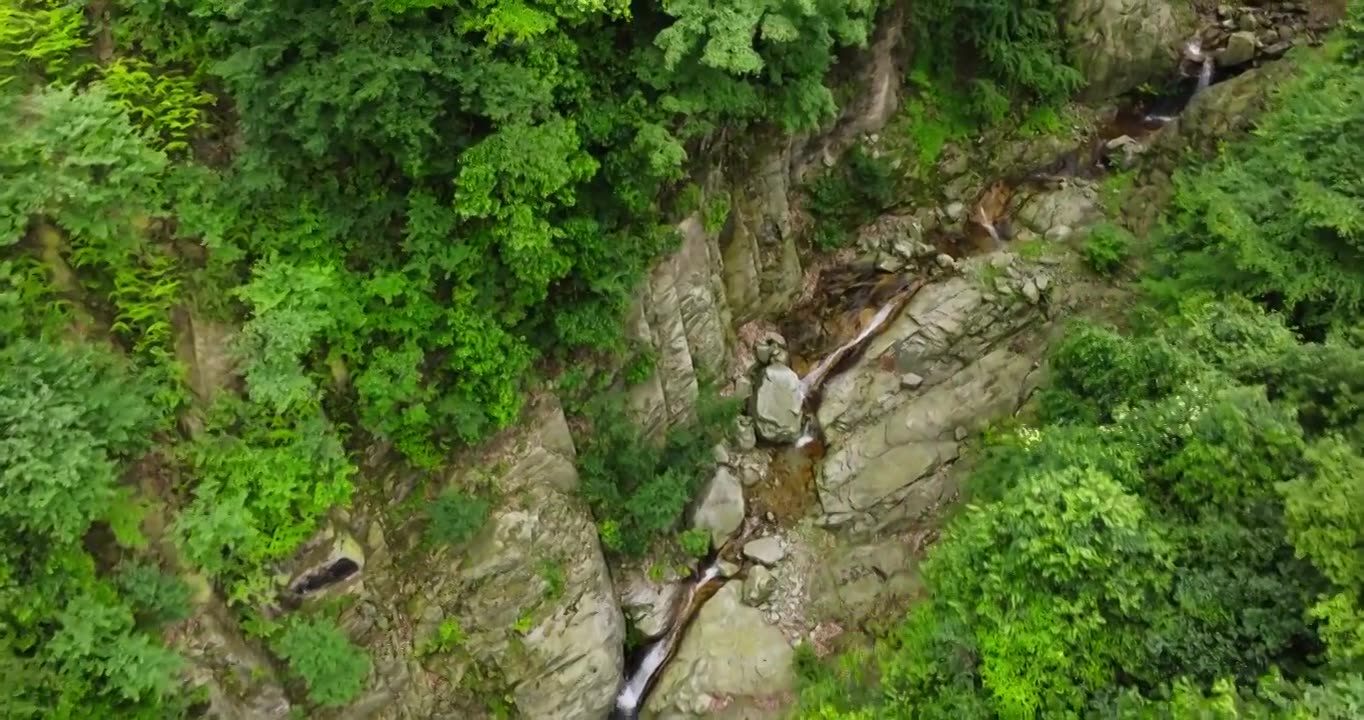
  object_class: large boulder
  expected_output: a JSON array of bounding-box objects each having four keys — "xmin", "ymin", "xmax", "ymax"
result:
[
  {"xmin": 644, "ymin": 584, "xmax": 795, "ymax": 719},
  {"xmin": 751, "ymin": 364, "xmax": 804, "ymax": 443},
  {"xmin": 815, "ymin": 255, "xmax": 1051, "ymax": 534},
  {"xmin": 692, "ymin": 466, "xmax": 746, "ymax": 547},
  {"xmin": 1066, "ymin": 0, "xmax": 1197, "ymax": 100}
]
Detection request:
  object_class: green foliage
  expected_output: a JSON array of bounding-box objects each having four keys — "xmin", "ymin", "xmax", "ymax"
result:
[
  {"xmin": 101, "ymin": 58, "xmax": 215, "ymax": 154},
  {"xmin": 0, "ymin": 339, "xmax": 185, "ymax": 717},
  {"xmin": 425, "ymin": 489, "xmax": 491, "ymax": 547},
  {"xmin": 1082, "ymin": 221, "xmax": 1132, "ymax": 275},
  {"xmin": 806, "ymin": 145, "xmax": 896, "ymax": 249},
  {"xmin": 172, "ymin": 398, "xmax": 355, "ymax": 604},
  {"xmin": 273, "ymin": 616, "xmax": 371, "ymax": 708},
  {"xmin": 908, "ymin": 0, "xmax": 1082, "ymax": 108},
  {"xmin": 0, "ymin": 0, "xmax": 90, "ymax": 87},
  {"xmin": 1157, "ymin": 50, "xmax": 1364, "ymax": 329},
  {"xmin": 678, "ymin": 527, "xmax": 712, "ymax": 558},
  {"xmin": 577, "ymin": 388, "xmax": 740, "ymax": 556},
  {"xmin": 114, "ymin": 560, "xmax": 195, "ymax": 630},
  {"xmin": 416, "ymin": 617, "xmax": 466, "ymax": 658}
]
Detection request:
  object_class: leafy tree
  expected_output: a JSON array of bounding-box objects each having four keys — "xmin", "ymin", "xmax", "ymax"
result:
[{"xmin": 273, "ymin": 616, "xmax": 371, "ymax": 708}]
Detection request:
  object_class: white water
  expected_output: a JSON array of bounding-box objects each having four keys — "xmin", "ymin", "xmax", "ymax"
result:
[
  {"xmin": 614, "ymin": 563, "xmax": 724, "ymax": 714},
  {"xmin": 1196, "ymin": 57, "xmax": 1214, "ymax": 94},
  {"xmin": 799, "ymin": 298, "xmax": 903, "ymax": 398}
]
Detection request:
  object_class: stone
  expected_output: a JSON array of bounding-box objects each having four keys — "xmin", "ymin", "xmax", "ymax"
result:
[
  {"xmin": 1066, "ymin": 0, "xmax": 1197, "ymax": 100},
  {"xmin": 1021, "ymin": 278, "xmax": 1042, "ymax": 305},
  {"xmin": 751, "ymin": 364, "xmax": 804, "ymax": 443},
  {"xmin": 734, "ymin": 416, "xmax": 758, "ymax": 451},
  {"xmin": 621, "ymin": 578, "xmax": 680, "ymax": 638},
  {"xmin": 743, "ymin": 537, "xmax": 786, "ymax": 566},
  {"xmin": 692, "ymin": 467, "xmax": 746, "ymax": 547},
  {"xmin": 743, "ymin": 567, "xmax": 777, "ymax": 606},
  {"xmin": 944, "ymin": 201, "xmax": 966, "ymax": 222},
  {"xmin": 719, "ymin": 561, "xmax": 742, "ymax": 578},
  {"xmin": 644, "ymin": 585, "xmax": 794, "ymax": 719},
  {"xmin": 1218, "ymin": 31, "xmax": 1258, "ymax": 67},
  {"xmin": 954, "ymin": 426, "xmax": 969, "ymax": 442},
  {"xmin": 1045, "ymin": 225, "xmax": 1074, "ymax": 242},
  {"xmin": 1016, "ymin": 181, "xmax": 1101, "ymax": 235},
  {"xmin": 935, "ymin": 253, "xmax": 956, "ymax": 269},
  {"xmin": 900, "ymin": 372, "xmax": 924, "ymax": 389}
]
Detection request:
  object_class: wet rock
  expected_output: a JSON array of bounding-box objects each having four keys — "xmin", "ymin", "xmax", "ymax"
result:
[
  {"xmin": 743, "ymin": 537, "xmax": 786, "ymax": 566},
  {"xmin": 1066, "ymin": 0, "xmax": 1197, "ymax": 100},
  {"xmin": 743, "ymin": 567, "xmax": 777, "ymax": 606},
  {"xmin": 621, "ymin": 578, "xmax": 681, "ymax": 638},
  {"xmin": 1217, "ymin": 30, "xmax": 1258, "ymax": 66},
  {"xmin": 692, "ymin": 467, "xmax": 746, "ymax": 546},
  {"xmin": 751, "ymin": 364, "xmax": 804, "ymax": 443},
  {"xmin": 719, "ymin": 560, "xmax": 742, "ymax": 578},
  {"xmin": 644, "ymin": 585, "xmax": 794, "ymax": 719}
]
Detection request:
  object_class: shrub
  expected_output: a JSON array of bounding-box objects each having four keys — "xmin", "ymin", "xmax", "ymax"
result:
[
  {"xmin": 273, "ymin": 617, "xmax": 371, "ymax": 708},
  {"xmin": 806, "ymin": 145, "xmax": 897, "ymax": 250},
  {"xmin": 425, "ymin": 489, "xmax": 491, "ymax": 546},
  {"xmin": 1082, "ymin": 222, "xmax": 1132, "ymax": 275},
  {"xmin": 115, "ymin": 560, "xmax": 195, "ymax": 629},
  {"xmin": 679, "ymin": 528, "xmax": 711, "ymax": 558}
]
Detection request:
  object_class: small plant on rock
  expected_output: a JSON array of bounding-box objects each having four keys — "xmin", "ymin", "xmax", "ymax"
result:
[
  {"xmin": 679, "ymin": 528, "xmax": 712, "ymax": 558},
  {"xmin": 425, "ymin": 489, "xmax": 491, "ymax": 546}
]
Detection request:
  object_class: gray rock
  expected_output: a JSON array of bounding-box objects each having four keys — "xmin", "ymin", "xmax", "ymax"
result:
[
  {"xmin": 935, "ymin": 253, "xmax": 956, "ymax": 269},
  {"xmin": 944, "ymin": 201, "xmax": 966, "ymax": 222},
  {"xmin": 1017, "ymin": 182, "xmax": 1101, "ymax": 235},
  {"xmin": 621, "ymin": 579, "xmax": 681, "ymax": 639},
  {"xmin": 1067, "ymin": 0, "xmax": 1197, "ymax": 100},
  {"xmin": 808, "ymin": 537, "xmax": 923, "ymax": 626},
  {"xmin": 900, "ymin": 372, "xmax": 924, "ymax": 389},
  {"xmin": 752, "ymin": 364, "xmax": 804, "ymax": 443},
  {"xmin": 692, "ymin": 467, "xmax": 746, "ymax": 546},
  {"xmin": 719, "ymin": 561, "xmax": 742, "ymax": 578},
  {"xmin": 742, "ymin": 567, "xmax": 777, "ymax": 606},
  {"xmin": 1021, "ymin": 278, "xmax": 1042, "ymax": 305},
  {"xmin": 954, "ymin": 426, "xmax": 969, "ymax": 442},
  {"xmin": 734, "ymin": 416, "xmax": 758, "ymax": 451},
  {"xmin": 644, "ymin": 585, "xmax": 794, "ymax": 719},
  {"xmin": 743, "ymin": 537, "xmax": 786, "ymax": 566},
  {"xmin": 1218, "ymin": 31, "xmax": 1258, "ymax": 66}
]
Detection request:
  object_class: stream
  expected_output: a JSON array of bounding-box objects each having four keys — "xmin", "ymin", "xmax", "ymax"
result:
[{"xmin": 609, "ymin": 37, "xmax": 1230, "ymax": 719}]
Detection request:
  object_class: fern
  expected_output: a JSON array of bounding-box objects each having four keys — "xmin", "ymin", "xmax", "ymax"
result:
[{"xmin": 100, "ymin": 57, "xmax": 214, "ymax": 154}]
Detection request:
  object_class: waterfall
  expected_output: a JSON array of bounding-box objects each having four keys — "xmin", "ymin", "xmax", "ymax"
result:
[{"xmin": 1196, "ymin": 57, "xmax": 1214, "ymax": 94}]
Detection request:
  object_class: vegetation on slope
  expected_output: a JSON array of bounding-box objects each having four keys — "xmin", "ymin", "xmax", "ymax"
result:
[{"xmin": 796, "ymin": 22, "xmax": 1364, "ymax": 719}]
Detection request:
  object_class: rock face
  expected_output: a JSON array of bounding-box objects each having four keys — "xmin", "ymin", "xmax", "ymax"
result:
[
  {"xmin": 807, "ymin": 535, "xmax": 923, "ymax": 627},
  {"xmin": 1066, "ymin": 0, "xmax": 1196, "ymax": 100},
  {"xmin": 173, "ymin": 596, "xmax": 292, "ymax": 720},
  {"xmin": 644, "ymin": 584, "xmax": 795, "ymax": 720},
  {"xmin": 751, "ymin": 364, "xmax": 804, "ymax": 443},
  {"xmin": 629, "ymin": 214, "xmax": 733, "ymax": 439},
  {"xmin": 692, "ymin": 466, "xmax": 747, "ymax": 546},
  {"xmin": 334, "ymin": 397, "xmax": 625, "ymax": 720},
  {"xmin": 815, "ymin": 254, "xmax": 1051, "ymax": 533},
  {"xmin": 1015, "ymin": 180, "xmax": 1103, "ymax": 238}
]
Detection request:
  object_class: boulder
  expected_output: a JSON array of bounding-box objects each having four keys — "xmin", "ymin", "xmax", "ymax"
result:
[
  {"xmin": 742, "ymin": 567, "xmax": 777, "ymax": 606},
  {"xmin": 813, "ymin": 256, "xmax": 1051, "ymax": 534},
  {"xmin": 644, "ymin": 584, "xmax": 795, "ymax": 719},
  {"xmin": 1015, "ymin": 181, "xmax": 1102, "ymax": 236},
  {"xmin": 742, "ymin": 537, "xmax": 786, "ymax": 567},
  {"xmin": 620, "ymin": 576, "xmax": 682, "ymax": 639},
  {"xmin": 692, "ymin": 467, "xmax": 746, "ymax": 547},
  {"xmin": 808, "ymin": 536, "xmax": 924, "ymax": 627},
  {"xmin": 751, "ymin": 364, "xmax": 804, "ymax": 443},
  {"xmin": 1217, "ymin": 30, "xmax": 1258, "ymax": 67},
  {"xmin": 1066, "ymin": 0, "xmax": 1197, "ymax": 100}
]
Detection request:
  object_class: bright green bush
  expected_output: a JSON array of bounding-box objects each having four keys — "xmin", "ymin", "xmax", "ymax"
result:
[{"xmin": 273, "ymin": 617, "xmax": 371, "ymax": 708}]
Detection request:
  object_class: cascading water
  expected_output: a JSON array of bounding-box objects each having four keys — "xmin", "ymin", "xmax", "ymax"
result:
[{"xmin": 611, "ymin": 562, "xmax": 727, "ymax": 719}]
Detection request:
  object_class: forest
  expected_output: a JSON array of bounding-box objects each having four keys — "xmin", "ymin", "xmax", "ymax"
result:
[{"xmin": 1, "ymin": 0, "xmax": 1362, "ymax": 717}]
